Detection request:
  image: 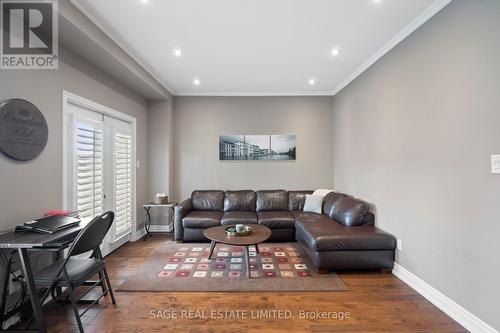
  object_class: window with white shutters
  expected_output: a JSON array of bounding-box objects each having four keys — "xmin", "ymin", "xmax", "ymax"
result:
[
  {"xmin": 114, "ymin": 133, "xmax": 133, "ymax": 238},
  {"xmin": 75, "ymin": 123, "xmax": 103, "ymax": 220}
]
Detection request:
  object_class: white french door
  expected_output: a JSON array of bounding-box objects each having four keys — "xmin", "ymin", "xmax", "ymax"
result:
[{"xmin": 64, "ymin": 92, "xmax": 136, "ymax": 256}]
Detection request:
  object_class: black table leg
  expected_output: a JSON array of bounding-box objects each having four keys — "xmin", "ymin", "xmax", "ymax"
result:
[
  {"xmin": 208, "ymin": 241, "xmax": 217, "ymax": 259},
  {"xmin": 143, "ymin": 207, "xmax": 152, "ymax": 241},
  {"xmin": 245, "ymin": 246, "xmax": 250, "ymax": 279},
  {"xmin": 170, "ymin": 206, "xmax": 175, "ymax": 240},
  {"xmin": 55, "ymin": 249, "xmax": 63, "ymax": 297},
  {"xmin": 0, "ymin": 253, "xmax": 12, "ymax": 325},
  {"xmin": 18, "ymin": 248, "xmax": 47, "ymax": 333}
]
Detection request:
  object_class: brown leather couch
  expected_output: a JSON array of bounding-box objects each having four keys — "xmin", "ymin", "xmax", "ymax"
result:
[{"xmin": 174, "ymin": 190, "xmax": 396, "ymax": 271}]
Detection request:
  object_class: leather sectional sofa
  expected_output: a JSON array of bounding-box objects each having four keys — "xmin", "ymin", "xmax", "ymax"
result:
[{"xmin": 174, "ymin": 190, "xmax": 396, "ymax": 272}]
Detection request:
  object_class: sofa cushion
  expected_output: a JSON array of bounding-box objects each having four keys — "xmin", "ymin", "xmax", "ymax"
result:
[
  {"xmin": 191, "ymin": 190, "xmax": 224, "ymax": 211},
  {"xmin": 290, "ymin": 210, "xmax": 322, "ymax": 220},
  {"xmin": 221, "ymin": 211, "xmax": 258, "ymax": 225},
  {"xmin": 322, "ymin": 192, "xmax": 349, "ymax": 218},
  {"xmin": 256, "ymin": 190, "xmax": 288, "ymax": 212},
  {"xmin": 257, "ymin": 211, "xmax": 294, "ymax": 229},
  {"xmin": 288, "ymin": 190, "xmax": 313, "ymax": 211},
  {"xmin": 223, "ymin": 190, "xmax": 256, "ymax": 212},
  {"xmin": 182, "ymin": 211, "xmax": 222, "ymax": 228},
  {"xmin": 330, "ymin": 196, "xmax": 370, "ymax": 227},
  {"xmin": 295, "ymin": 216, "xmax": 396, "ymax": 252}
]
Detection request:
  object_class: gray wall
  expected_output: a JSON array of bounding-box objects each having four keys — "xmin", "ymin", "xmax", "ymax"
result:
[
  {"xmin": 331, "ymin": 0, "xmax": 500, "ymax": 329},
  {"xmin": 148, "ymin": 100, "xmax": 174, "ymax": 226},
  {"xmin": 173, "ymin": 96, "xmax": 334, "ymax": 200},
  {"xmin": 0, "ymin": 47, "xmax": 150, "ymax": 232}
]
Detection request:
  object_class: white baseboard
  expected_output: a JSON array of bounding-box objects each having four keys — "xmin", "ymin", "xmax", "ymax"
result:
[
  {"xmin": 130, "ymin": 225, "xmax": 171, "ymax": 241},
  {"xmin": 131, "ymin": 228, "xmax": 146, "ymax": 241},
  {"xmin": 106, "ymin": 234, "xmax": 129, "ymax": 255},
  {"xmin": 149, "ymin": 225, "xmax": 173, "ymax": 233},
  {"xmin": 393, "ymin": 263, "xmax": 498, "ymax": 333}
]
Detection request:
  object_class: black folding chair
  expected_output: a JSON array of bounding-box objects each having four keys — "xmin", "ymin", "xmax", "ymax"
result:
[{"xmin": 34, "ymin": 211, "xmax": 116, "ymax": 333}]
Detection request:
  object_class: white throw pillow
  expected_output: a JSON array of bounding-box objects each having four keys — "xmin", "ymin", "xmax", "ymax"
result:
[
  {"xmin": 303, "ymin": 194, "xmax": 324, "ymax": 214},
  {"xmin": 312, "ymin": 189, "xmax": 334, "ymax": 197}
]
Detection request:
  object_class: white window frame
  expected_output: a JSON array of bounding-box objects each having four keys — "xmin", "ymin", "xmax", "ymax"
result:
[{"xmin": 62, "ymin": 90, "xmax": 138, "ymax": 243}]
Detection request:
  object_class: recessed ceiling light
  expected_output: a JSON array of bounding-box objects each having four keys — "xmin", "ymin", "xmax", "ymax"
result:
[
  {"xmin": 309, "ymin": 79, "xmax": 316, "ymax": 85},
  {"xmin": 373, "ymin": 0, "xmax": 382, "ymax": 4},
  {"xmin": 331, "ymin": 47, "xmax": 340, "ymax": 56},
  {"xmin": 141, "ymin": 0, "xmax": 149, "ymax": 3},
  {"xmin": 173, "ymin": 47, "xmax": 182, "ymax": 57},
  {"xmin": 193, "ymin": 78, "xmax": 201, "ymax": 86}
]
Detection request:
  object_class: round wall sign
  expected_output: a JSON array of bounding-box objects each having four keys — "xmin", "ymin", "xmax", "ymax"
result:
[{"xmin": 0, "ymin": 99, "xmax": 48, "ymax": 161}]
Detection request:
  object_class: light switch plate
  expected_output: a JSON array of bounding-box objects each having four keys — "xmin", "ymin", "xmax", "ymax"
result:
[
  {"xmin": 491, "ymin": 155, "xmax": 500, "ymax": 174},
  {"xmin": 396, "ymin": 239, "xmax": 403, "ymax": 251}
]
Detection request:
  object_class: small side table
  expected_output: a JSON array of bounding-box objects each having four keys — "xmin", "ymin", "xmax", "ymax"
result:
[{"xmin": 143, "ymin": 202, "xmax": 177, "ymax": 241}]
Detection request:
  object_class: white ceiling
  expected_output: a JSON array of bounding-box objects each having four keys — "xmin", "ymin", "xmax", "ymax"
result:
[{"xmin": 72, "ymin": 0, "xmax": 450, "ymax": 96}]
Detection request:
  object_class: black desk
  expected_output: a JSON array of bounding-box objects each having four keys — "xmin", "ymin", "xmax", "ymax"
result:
[{"xmin": 0, "ymin": 221, "xmax": 87, "ymax": 333}]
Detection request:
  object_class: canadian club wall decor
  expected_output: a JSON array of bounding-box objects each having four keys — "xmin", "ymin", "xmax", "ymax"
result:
[{"xmin": 0, "ymin": 99, "xmax": 48, "ymax": 161}]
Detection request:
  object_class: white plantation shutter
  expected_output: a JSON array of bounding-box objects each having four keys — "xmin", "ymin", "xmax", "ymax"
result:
[
  {"xmin": 75, "ymin": 122, "xmax": 103, "ymax": 220},
  {"xmin": 114, "ymin": 133, "xmax": 133, "ymax": 238}
]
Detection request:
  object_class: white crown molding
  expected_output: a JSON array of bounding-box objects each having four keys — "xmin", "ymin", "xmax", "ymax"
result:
[
  {"xmin": 175, "ymin": 91, "xmax": 333, "ymax": 97},
  {"xmin": 393, "ymin": 263, "xmax": 498, "ymax": 333},
  {"xmin": 70, "ymin": 0, "xmax": 176, "ymax": 95},
  {"xmin": 331, "ymin": 0, "xmax": 453, "ymax": 96}
]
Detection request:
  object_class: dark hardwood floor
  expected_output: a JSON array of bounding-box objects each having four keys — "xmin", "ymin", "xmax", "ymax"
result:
[{"xmin": 40, "ymin": 235, "xmax": 466, "ymax": 333}]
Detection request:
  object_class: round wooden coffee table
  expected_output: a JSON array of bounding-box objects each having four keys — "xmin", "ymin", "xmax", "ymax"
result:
[{"xmin": 203, "ymin": 225, "xmax": 272, "ymax": 278}]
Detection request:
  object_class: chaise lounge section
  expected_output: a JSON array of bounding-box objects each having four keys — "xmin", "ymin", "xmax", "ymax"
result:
[
  {"xmin": 174, "ymin": 189, "xmax": 396, "ymax": 272},
  {"xmin": 294, "ymin": 193, "xmax": 396, "ymax": 270}
]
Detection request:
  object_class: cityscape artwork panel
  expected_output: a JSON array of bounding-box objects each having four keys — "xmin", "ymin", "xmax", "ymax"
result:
[{"xmin": 219, "ymin": 134, "xmax": 296, "ymax": 161}]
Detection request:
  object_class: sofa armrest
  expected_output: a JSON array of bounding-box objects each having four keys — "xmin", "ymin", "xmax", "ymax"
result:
[
  {"xmin": 362, "ymin": 212, "xmax": 375, "ymax": 226},
  {"xmin": 174, "ymin": 198, "xmax": 192, "ymax": 241}
]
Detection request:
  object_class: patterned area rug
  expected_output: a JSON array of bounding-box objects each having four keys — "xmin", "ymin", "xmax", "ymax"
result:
[{"xmin": 117, "ymin": 242, "xmax": 348, "ymax": 292}]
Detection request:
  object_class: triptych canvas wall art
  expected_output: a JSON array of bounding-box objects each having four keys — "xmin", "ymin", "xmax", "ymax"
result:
[{"xmin": 219, "ymin": 135, "xmax": 296, "ymax": 161}]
